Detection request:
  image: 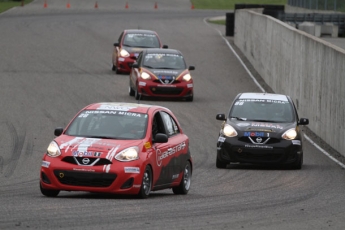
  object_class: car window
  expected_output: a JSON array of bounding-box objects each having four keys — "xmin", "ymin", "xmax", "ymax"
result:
[
  {"xmin": 230, "ymin": 99, "xmax": 294, "ymax": 123},
  {"xmin": 143, "ymin": 53, "xmax": 186, "ymax": 69},
  {"xmin": 123, "ymin": 33, "xmax": 160, "ymax": 48},
  {"xmin": 65, "ymin": 110, "xmax": 148, "ymax": 140},
  {"xmin": 161, "ymin": 112, "xmax": 180, "ymax": 136}
]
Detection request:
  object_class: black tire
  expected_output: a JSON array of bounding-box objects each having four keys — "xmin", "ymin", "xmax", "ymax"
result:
[
  {"xmin": 138, "ymin": 165, "xmax": 152, "ymax": 199},
  {"xmin": 186, "ymin": 95, "xmax": 193, "ymax": 102},
  {"xmin": 173, "ymin": 161, "xmax": 192, "ymax": 195},
  {"xmin": 129, "ymin": 86, "xmax": 135, "ymax": 96},
  {"xmin": 292, "ymin": 153, "xmax": 303, "ymax": 170},
  {"xmin": 135, "ymin": 87, "xmax": 140, "ymax": 100},
  {"xmin": 40, "ymin": 182, "xmax": 60, "ymax": 197},
  {"xmin": 216, "ymin": 156, "xmax": 228, "ymax": 169},
  {"xmin": 112, "ymin": 64, "xmax": 116, "ymax": 71}
]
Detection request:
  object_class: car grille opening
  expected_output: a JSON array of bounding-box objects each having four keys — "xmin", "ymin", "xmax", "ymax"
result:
[
  {"xmin": 149, "ymin": 86, "xmax": 183, "ymax": 95},
  {"xmin": 54, "ymin": 170, "xmax": 117, "ymax": 187},
  {"xmin": 41, "ymin": 172, "xmax": 51, "ymax": 184},
  {"xmin": 121, "ymin": 178, "xmax": 134, "ymax": 189}
]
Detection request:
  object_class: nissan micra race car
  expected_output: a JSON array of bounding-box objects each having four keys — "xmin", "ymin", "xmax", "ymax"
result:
[
  {"xmin": 112, "ymin": 29, "xmax": 168, "ymax": 74},
  {"xmin": 40, "ymin": 102, "xmax": 192, "ymax": 198},
  {"xmin": 129, "ymin": 48, "xmax": 195, "ymax": 101},
  {"xmin": 216, "ymin": 92, "xmax": 309, "ymax": 169}
]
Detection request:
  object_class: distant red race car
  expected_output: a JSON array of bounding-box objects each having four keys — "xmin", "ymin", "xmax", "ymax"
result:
[
  {"xmin": 129, "ymin": 48, "xmax": 195, "ymax": 101},
  {"xmin": 40, "ymin": 102, "xmax": 192, "ymax": 198},
  {"xmin": 112, "ymin": 29, "xmax": 168, "ymax": 74}
]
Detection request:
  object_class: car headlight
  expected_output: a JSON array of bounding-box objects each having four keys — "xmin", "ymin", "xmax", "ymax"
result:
[
  {"xmin": 115, "ymin": 146, "xmax": 139, "ymax": 162},
  {"xmin": 182, "ymin": 73, "xmax": 192, "ymax": 81},
  {"xmin": 141, "ymin": 72, "xmax": 151, "ymax": 80},
  {"xmin": 282, "ymin": 128, "xmax": 297, "ymax": 140},
  {"xmin": 222, "ymin": 124, "xmax": 237, "ymax": 137},
  {"xmin": 47, "ymin": 141, "xmax": 61, "ymax": 157},
  {"xmin": 119, "ymin": 49, "xmax": 130, "ymax": 57}
]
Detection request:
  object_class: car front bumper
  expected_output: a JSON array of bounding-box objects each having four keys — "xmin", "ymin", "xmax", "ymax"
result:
[{"xmin": 217, "ymin": 135, "xmax": 303, "ymax": 165}]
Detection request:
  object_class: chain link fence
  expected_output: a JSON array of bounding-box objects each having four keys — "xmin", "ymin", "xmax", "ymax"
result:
[{"xmin": 288, "ymin": 0, "xmax": 345, "ymax": 12}]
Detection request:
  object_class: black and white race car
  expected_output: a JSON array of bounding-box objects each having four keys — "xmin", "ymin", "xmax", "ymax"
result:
[{"xmin": 216, "ymin": 92, "xmax": 309, "ymax": 169}]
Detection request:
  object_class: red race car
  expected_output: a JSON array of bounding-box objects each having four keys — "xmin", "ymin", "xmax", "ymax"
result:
[
  {"xmin": 40, "ymin": 102, "xmax": 192, "ymax": 198},
  {"xmin": 112, "ymin": 29, "xmax": 168, "ymax": 74},
  {"xmin": 129, "ymin": 48, "xmax": 195, "ymax": 101}
]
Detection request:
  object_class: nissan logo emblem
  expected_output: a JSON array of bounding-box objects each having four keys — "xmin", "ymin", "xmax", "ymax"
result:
[
  {"xmin": 82, "ymin": 158, "xmax": 90, "ymax": 165},
  {"xmin": 256, "ymin": 137, "xmax": 262, "ymax": 143}
]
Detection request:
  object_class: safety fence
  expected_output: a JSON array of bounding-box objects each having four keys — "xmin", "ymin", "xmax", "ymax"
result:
[{"xmin": 288, "ymin": 0, "xmax": 345, "ymax": 12}]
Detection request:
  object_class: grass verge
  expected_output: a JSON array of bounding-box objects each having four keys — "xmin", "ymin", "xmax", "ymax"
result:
[{"xmin": 0, "ymin": 0, "xmax": 33, "ymax": 13}]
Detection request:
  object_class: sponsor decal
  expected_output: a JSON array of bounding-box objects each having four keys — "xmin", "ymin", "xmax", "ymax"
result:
[
  {"xmin": 127, "ymin": 33, "xmax": 156, "ymax": 37},
  {"xmin": 139, "ymin": 81, "xmax": 146, "ymax": 86},
  {"xmin": 244, "ymin": 132, "xmax": 265, "ymax": 137},
  {"xmin": 42, "ymin": 161, "xmax": 50, "ymax": 168},
  {"xmin": 73, "ymin": 168, "xmax": 95, "ymax": 172},
  {"xmin": 236, "ymin": 123, "xmax": 250, "ymax": 127},
  {"xmin": 187, "ymin": 84, "xmax": 193, "ymax": 88},
  {"xmin": 153, "ymin": 70, "xmax": 179, "ymax": 75},
  {"xmin": 144, "ymin": 142, "xmax": 151, "ymax": 149},
  {"xmin": 292, "ymin": 140, "xmax": 301, "ymax": 145},
  {"xmin": 156, "ymin": 142, "xmax": 186, "ymax": 166},
  {"xmin": 124, "ymin": 167, "xmax": 140, "ymax": 174},
  {"xmin": 73, "ymin": 151, "xmax": 93, "ymax": 157},
  {"xmin": 251, "ymin": 122, "xmax": 284, "ymax": 130},
  {"xmin": 97, "ymin": 105, "xmax": 136, "ymax": 111},
  {"xmin": 118, "ymin": 58, "xmax": 125, "ymax": 62},
  {"xmin": 157, "ymin": 84, "xmax": 176, "ymax": 87},
  {"xmin": 218, "ymin": 136, "xmax": 226, "ymax": 142},
  {"xmin": 78, "ymin": 113, "xmax": 89, "ymax": 118},
  {"xmin": 85, "ymin": 110, "xmax": 142, "ymax": 117},
  {"xmin": 234, "ymin": 101, "xmax": 244, "ymax": 106},
  {"xmin": 133, "ymin": 184, "xmax": 141, "ymax": 188},
  {"xmin": 245, "ymin": 144, "xmax": 273, "ymax": 149},
  {"xmin": 172, "ymin": 174, "xmax": 179, "ymax": 180}
]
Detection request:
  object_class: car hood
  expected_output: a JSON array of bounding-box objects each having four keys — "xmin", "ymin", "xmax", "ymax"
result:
[
  {"xmin": 54, "ymin": 136, "xmax": 144, "ymax": 158},
  {"xmin": 229, "ymin": 119, "xmax": 297, "ymax": 136}
]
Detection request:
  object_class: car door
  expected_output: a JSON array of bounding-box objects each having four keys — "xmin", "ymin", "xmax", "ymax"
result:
[{"xmin": 159, "ymin": 111, "xmax": 186, "ymax": 181}]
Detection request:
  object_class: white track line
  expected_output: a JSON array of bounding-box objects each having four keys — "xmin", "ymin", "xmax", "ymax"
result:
[{"xmin": 204, "ymin": 17, "xmax": 345, "ymax": 169}]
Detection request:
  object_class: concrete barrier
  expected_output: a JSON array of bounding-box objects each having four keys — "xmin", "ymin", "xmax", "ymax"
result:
[{"xmin": 234, "ymin": 9, "xmax": 345, "ymax": 156}]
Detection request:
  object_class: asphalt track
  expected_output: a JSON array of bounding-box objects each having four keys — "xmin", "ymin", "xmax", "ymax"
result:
[{"xmin": 0, "ymin": 0, "xmax": 345, "ymax": 229}]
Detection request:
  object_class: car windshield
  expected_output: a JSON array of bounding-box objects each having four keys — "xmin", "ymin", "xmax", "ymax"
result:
[
  {"xmin": 229, "ymin": 99, "xmax": 295, "ymax": 123},
  {"xmin": 65, "ymin": 110, "xmax": 148, "ymax": 140},
  {"xmin": 122, "ymin": 33, "xmax": 160, "ymax": 48},
  {"xmin": 143, "ymin": 53, "xmax": 186, "ymax": 69}
]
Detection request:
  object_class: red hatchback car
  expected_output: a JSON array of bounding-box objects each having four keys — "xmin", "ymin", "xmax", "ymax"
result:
[
  {"xmin": 40, "ymin": 102, "xmax": 192, "ymax": 198},
  {"xmin": 112, "ymin": 29, "xmax": 168, "ymax": 74},
  {"xmin": 129, "ymin": 48, "xmax": 195, "ymax": 101}
]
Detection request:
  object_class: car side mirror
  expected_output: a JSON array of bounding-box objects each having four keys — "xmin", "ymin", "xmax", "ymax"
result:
[
  {"xmin": 188, "ymin": 66, "xmax": 195, "ymax": 71},
  {"xmin": 162, "ymin": 45, "xmax": 168, "ymax": 49},
  {"xmin": 216, "ymin": 114, "xmax": 226, "ymax": 121},
  {"xmin": 114, "ymin": 42, "xmax": 119, "ymax": 47},
  {"xmin": 154, "ymin": 133, "xmax": 168, "ymax": 143},
  {"xmin": 54, "ymin": 127, "xmax": 64, "ymax": 136},
  {"xmin": 298, "ymin": 118, "xmax": 309, "ymax": 125},
  {"xmin": 132, "ymin": 63, "xmax": 139, "ymax": 68}
]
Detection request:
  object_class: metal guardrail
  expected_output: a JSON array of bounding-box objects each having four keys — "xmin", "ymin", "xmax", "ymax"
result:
[{"xmin": 288, "ymin": 0, "xmax": 345, "ymax": 12}]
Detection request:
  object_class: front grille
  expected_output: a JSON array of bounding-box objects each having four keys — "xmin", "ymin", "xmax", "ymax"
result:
[
  {"xmin": 54, "ymin": 170, "xmax": 117, "ymax": 187},
  {"xmin": 150, "ymin": 86, "xmax": 183, "ymax": 95},
  {"xmin": 62, "ymin": 157, "xmax": 112, "ymax": 166}
]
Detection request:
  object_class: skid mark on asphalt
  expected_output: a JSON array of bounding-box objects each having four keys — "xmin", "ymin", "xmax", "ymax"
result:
[{"xmin": 3, "ymin": 121, "xmax": 26, "ymax": 178}]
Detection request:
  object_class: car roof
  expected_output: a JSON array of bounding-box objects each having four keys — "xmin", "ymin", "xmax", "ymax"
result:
[
  {"xmin": 238, "ymin": 92, "xmax": 289, "ymax": 101},
  {"xmin": 83, "ymin": 102, "xmax": 168, "ymax": 113},
  {"xmin": 124, "ymin": 29, "xmax": 157, "ymax": 35},
  {"xmin": 144, "ymin": 48, "xmax": 182, "ymax": 55}
]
